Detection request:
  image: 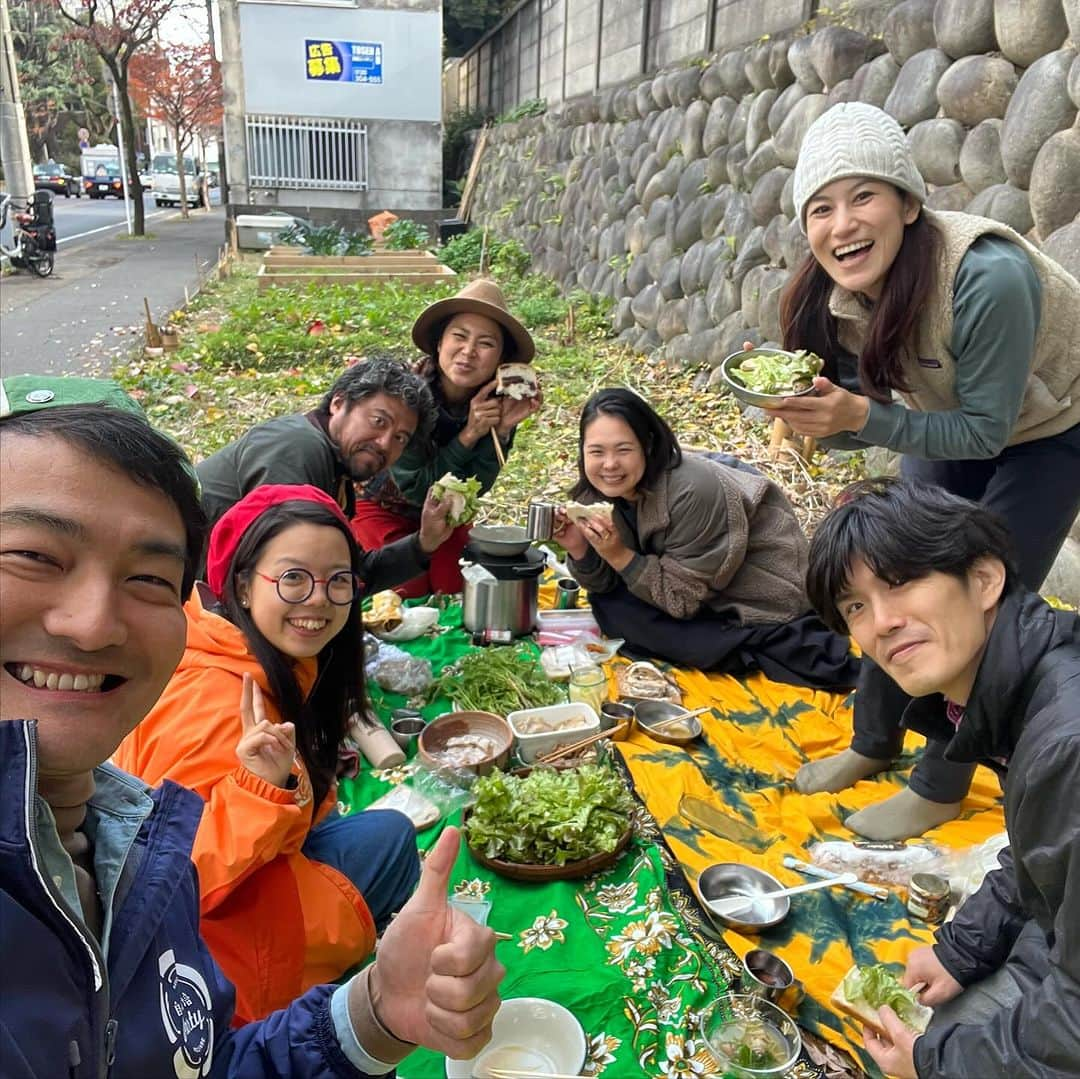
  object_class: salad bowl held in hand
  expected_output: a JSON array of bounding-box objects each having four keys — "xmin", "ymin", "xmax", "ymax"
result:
[{"xmin": 720, "ymin": 347, "xmax": 822, "ymax": 408}]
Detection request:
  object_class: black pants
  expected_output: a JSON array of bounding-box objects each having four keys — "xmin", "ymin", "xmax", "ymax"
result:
[
  {"xmin": 590, "ymin": 582, "xmax": 860, "ymax": 692},
  {"xmin": 852, "ymin": 421, "xmax": 1080, "ymax": 803}
]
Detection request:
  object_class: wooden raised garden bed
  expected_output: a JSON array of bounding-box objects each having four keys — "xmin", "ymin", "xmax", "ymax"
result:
[{"xmin": 258, "ymin": 247, "xmax": 455, "ymax": 290}]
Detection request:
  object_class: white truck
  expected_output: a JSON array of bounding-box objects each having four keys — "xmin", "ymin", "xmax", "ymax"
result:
[
  {"xmin": 151, "ymin": 152, "xmax": 204, "ymax": 208},
  {"xmin": 80, "ymin": 144, "xmax": 125, "ymax": 199}
]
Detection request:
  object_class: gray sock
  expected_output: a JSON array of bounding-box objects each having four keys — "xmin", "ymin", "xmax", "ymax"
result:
[
  {"xmin": 794, "ymin": 749, "xmax": 891, "ymax": 795},
  {"xmin": 846, "ymin": 786, "xmax": 964, "ymax": 841}
]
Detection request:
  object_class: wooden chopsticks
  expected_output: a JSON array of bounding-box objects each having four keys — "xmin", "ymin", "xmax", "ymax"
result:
[
  {"xmin": 490, "ymin": 429, "xmax": 507, "ymax": 468},
  {"xmin": 536, "ymin": 721, "xmax": 628, "ymax": 764}
]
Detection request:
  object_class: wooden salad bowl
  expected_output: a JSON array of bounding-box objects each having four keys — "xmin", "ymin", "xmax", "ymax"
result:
[
  {"xmin": 464, "ymin": 759, "xmax": 634, "ymax": 882},
  {"xmin": 463, "ymin": 806, "xmax": 634, "ymax": 882}
]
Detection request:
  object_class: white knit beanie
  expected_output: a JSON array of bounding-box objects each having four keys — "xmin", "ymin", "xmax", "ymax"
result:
[{"xmin": 793, "ymin": 102, "xmax": 927, "ymax": 232}]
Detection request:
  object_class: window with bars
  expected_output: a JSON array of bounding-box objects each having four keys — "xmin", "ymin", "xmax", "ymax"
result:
[{"xmin": 245, "ymin": 114, "xmax": 369, "ymax": 191}]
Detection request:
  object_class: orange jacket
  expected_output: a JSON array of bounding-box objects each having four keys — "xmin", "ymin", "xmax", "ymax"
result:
[{"xmin": 114, "ymin": 588, "xmax": 375, "ymax": 1023}]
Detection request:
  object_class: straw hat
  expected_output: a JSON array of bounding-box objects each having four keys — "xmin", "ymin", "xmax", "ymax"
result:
[{"xmin": 411, "ymin": 279, "xmax": 535, "ymax": 364}]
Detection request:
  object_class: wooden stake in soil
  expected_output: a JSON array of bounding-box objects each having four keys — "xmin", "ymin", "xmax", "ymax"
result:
[
  {"xmin": 143, "ymin": 298, "xmax": 163, "ymax": 348},
  {"xmin": 458, "ymin": 124, "xmax": 491, "ymax": 224}
]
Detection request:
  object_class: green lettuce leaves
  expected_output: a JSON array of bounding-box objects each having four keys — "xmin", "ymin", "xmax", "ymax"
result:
[
  {"xmin": 842, "ymin": 964, "xmax": 923, "ymax": 1025},
  {"xmin": 431, "ymin": 472, "xmax": 482, "ymax": 526},
  {"xmin": 730, "ymin": 349, "xmax": 823, "ymax": 395},
  {"xmin": 465, "ymin": 764, "xmax": 634, "ymax": 865}
]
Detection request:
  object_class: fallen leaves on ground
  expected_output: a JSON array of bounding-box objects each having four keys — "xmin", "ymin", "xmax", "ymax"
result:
[{"xmin": 107, "ymin": 260, "xmax": 864, "ymax": 533}]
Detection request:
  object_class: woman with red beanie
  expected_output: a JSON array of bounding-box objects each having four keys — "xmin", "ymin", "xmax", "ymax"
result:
[{"xmin": 115, "ymin": 484, "xmax": 419, "ymax": 1022}]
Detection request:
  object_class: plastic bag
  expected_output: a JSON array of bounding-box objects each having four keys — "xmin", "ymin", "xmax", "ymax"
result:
[
  {"xmin": 408, "ymin": 763, "xmax": 476, "ymax": 817},
  {"xmin": 809, "ymin": 840, "xmax": 945, "ymax": 887},
  {"xmin": 939, "ymin": 832, "xmax": 1009, "ymax": 902},
  {"xmin": 540, "ymin": 644, "xmax": 597, "ymax": 680},
  {"xmin": 364, "ymin": 784, "xmax": 440, "ymax": 830},
  {"xmin": 372, "ymin": 656, "xmax": 433, "ymax": 696}
]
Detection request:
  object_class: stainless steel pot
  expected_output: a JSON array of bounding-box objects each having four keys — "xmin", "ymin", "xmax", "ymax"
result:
[{"xmin": 460, "ymin": 548, "xmax": 544, "ymax": 637}]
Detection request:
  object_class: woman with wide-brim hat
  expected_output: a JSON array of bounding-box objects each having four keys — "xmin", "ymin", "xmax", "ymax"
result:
[
  {"xmin": 771, "ymin": 102, "xmax": 1080, "ymax": 842},
  {"xmin": 352, "ymin": 278, "xmax": 541, "ymax": 596}
]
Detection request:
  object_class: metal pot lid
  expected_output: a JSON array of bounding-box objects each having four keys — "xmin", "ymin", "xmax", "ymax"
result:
[{"xmin": 461, "ymin": 544, "xmax": 545, "ymax": 579}]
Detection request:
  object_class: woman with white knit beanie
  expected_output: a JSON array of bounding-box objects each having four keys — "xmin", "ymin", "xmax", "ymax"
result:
[{"xmin": 774, "ymin": 102, "xmax": 1080, "ymax": 841}]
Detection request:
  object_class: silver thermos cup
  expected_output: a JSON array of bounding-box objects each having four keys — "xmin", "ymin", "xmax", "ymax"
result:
[{"xmin": 526, "ymin": 500, "xmax": 556, "ymax": 541}]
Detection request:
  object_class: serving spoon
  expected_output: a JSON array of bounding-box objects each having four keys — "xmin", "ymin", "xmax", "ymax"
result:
[{"xmin": 706, "ymin": 872, "xmax": 859, "ymax": 917}]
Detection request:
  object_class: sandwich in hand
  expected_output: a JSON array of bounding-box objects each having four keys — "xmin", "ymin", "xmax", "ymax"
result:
[
  {"xmin": 563, "ymin": 500, "xmax": 615, "ymax": 528},
  {"xmin": 495, "ymin": 363, "xmax": 540, "ymax": 401},
  {"xmin": 431, "ymin": 472, "xmax": 482, "ymax": 527},
  {"xmin": 830, "ymin": 964, "xmax": 932, "ymax": 1037}
]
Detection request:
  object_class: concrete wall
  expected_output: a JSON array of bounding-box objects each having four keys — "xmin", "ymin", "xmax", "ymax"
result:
[{"xmin": 447, "ymin": 0, "xmax": 907, "ymax": 115}]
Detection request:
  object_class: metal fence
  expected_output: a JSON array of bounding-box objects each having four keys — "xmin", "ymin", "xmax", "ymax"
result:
[
  {"xmin": 244, "ymin": 114, "xmax": 369, "ymax": 191},
  {"xmin": 450, "ymin": 0, "xmax": 816, "ymax": 116}
]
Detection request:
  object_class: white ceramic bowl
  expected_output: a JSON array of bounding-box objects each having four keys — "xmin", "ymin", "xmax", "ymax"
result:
[
  {"xmin": 506, "ymin": 702, "xmax": 600, "ymax": 763},
  {"xmin": 445, "ymin": 997, "xmax": 587, "ymax": 1078}
]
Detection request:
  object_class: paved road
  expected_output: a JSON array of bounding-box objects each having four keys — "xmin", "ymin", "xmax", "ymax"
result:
[
  {"xmin": 3, "ymin": 188, "xmax": 220, "ymax": 246},
  {"xmin": 1, "ymin": 199, "xmax": 227, "ymax": 377}
]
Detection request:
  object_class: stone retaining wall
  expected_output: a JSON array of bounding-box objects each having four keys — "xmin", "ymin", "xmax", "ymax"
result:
[{"xmin": 470, "ymin": 0, "xmax": 1080, "ymax": 597}]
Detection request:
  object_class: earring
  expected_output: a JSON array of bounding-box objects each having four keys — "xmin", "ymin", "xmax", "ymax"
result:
[{"xmin": 240, "ymin": 599, "xmax": 250, "ymax": 608}]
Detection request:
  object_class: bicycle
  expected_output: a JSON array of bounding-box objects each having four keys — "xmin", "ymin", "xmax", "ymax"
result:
[{"xmin": 0, "ymin": 190, "xmax": 56, "ymax": 277}]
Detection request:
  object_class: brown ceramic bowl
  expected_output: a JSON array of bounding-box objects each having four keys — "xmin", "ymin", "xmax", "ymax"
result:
[{"xmin": 417, "ymin": 710, "xmax": 513, "ymax": 775}]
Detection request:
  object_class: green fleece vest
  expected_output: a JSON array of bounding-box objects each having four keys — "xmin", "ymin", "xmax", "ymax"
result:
[{"xmin": 830, "ymin": 209, "xmax": 1080, "ymax": 446}]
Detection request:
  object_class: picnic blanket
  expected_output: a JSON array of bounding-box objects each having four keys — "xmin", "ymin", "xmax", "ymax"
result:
[
  {"xmin": 611, "ymin": 662, "xmax": 1007, "ymax": 1074},
  {"xmin": 344, "ymin": 596, "xmax": 1007, "ymax": 1077}
]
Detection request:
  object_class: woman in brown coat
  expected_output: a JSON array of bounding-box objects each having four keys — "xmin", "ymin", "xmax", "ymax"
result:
[{"xmin": 554, "ymin": 388, "xmax": 858, "ymax": 689}]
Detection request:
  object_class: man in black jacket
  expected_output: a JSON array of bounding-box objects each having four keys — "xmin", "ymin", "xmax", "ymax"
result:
[
  {"xmin": 806, "ymin": 478, "xmax": 1079, "ymax": 1079},
  {"xmin": 198, "ymin": 356, "xmax": 452, "ymax": 592}
]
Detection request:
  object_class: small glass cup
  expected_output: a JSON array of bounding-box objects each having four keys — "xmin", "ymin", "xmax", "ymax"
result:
[{"xmin": 568, "ymin": 665, "xmax": 606, "ymax": 714}]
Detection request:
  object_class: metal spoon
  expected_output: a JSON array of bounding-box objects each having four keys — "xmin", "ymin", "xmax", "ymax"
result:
[{"xmin": 706, "ymin": 872, "xmax": 859, "ymax": 917}]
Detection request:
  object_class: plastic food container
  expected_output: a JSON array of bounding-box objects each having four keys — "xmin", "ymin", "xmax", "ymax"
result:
[{"xmin": 506, "ymin": 702, "xmax": 600, "ymax": 763}]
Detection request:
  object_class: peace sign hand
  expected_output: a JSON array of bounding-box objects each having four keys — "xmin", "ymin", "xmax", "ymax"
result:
[{"xmin": 236, "ymin": 672, "xmax": 296, "ymax": 788}]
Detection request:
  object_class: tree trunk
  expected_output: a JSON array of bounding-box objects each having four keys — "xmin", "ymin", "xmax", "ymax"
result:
[
  {"xmin": 175, "ymin": 124, "xmax": 189, "ymax": 219},
  {"xmin": 111, "ymin": 64, "xmax": 145, "ymax": 235}
]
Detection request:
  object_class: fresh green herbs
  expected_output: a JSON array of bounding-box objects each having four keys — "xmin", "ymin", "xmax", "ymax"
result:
[
  {"xmin": 730, "ymin": 349, "xmax": 823, "ymax": 396},
  {"xmin": 465, "ymin": 764, "xmax": 634, "ymax": 865},
  {"xmin": 432, "ymin": 643, "xmax": 563, "ymax": 715}
]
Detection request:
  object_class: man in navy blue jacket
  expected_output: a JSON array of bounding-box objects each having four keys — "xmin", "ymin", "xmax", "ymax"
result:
[{"xmin": 0, "ymin": 402, "xmax": 504, "ymax": 1078}]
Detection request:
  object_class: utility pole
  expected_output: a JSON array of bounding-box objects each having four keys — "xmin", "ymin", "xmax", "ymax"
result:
[
  {"xmin": 0, "ymin": 0, "xmax": 34, "ymax": 202},
  {"xmin": 205, "ymin": 0, "xmax": 227, "ymax": 205}
]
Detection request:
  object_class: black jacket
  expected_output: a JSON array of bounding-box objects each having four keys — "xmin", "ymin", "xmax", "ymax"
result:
[
  {"xmin": 195, "ymin": 412, "xmax": 428, "ymax": 593},
  {"xmin": 907, "ymin": 589, "xmax": 1080, "ymax": 1078}
]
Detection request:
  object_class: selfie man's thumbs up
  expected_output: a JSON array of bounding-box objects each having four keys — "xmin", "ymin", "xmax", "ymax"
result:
[{"xmin": 362, "ymin": 827, "xmax": 504, "ymax": 1059}]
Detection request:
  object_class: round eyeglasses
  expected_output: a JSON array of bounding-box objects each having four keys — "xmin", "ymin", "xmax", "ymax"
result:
[{"xmin": 255, "ymin": 569, "xmax": 361, "ymax": 606}]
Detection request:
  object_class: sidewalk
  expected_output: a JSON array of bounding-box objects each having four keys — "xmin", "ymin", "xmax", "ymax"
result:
[{"xmin": 0, "ymin": 208, "xmax": 226, "ymax": 377}]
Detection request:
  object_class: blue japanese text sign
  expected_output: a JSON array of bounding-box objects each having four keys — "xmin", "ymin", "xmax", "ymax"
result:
[{"xmin": 305, "ymin": 39, "xmax": 383, "ymax": 83}]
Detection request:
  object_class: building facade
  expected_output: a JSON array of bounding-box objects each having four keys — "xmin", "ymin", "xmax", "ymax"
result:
[{"xmin": 218, "ymin": 0, "xmax": 442, "ymax": 225}]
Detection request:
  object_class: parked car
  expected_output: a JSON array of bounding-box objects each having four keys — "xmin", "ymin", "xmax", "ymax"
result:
[
  {"xmin": 33, "ymin": 163, "xmax": 81, "ymax": 198},
  {"xmin": 84, "ymin": 165, "xmax": 126, "ymax": 199}
]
